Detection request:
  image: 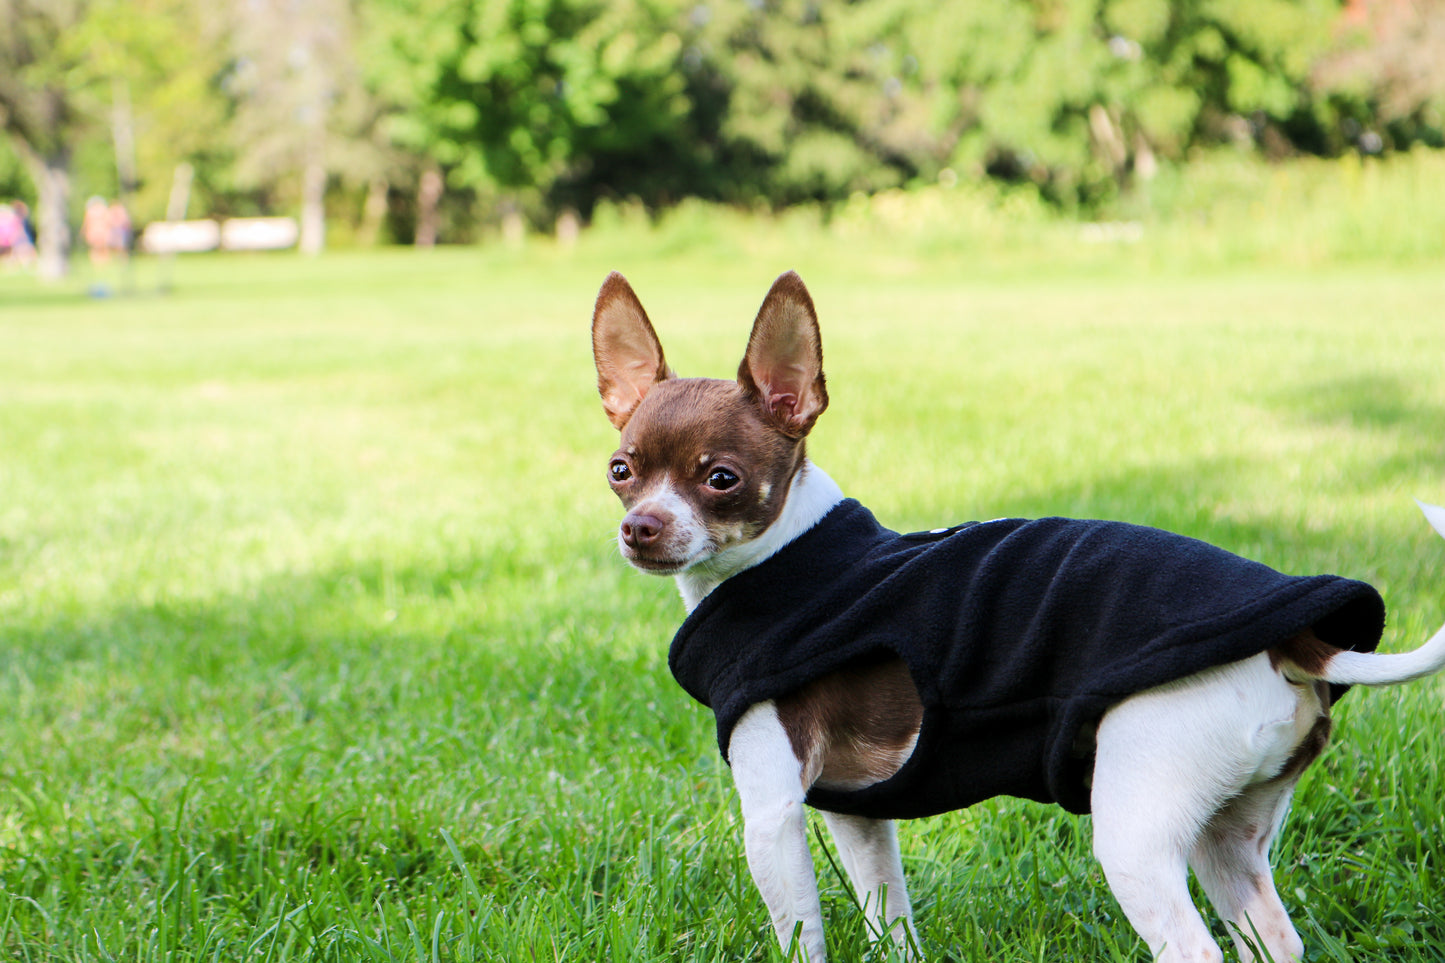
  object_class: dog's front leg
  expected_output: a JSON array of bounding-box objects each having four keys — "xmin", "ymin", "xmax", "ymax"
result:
[
  {"xmin": 731, "ymin": 702, "xmax": 827, "ymax": 962},
  {"xmin": 820, "ymin": 811, "xmax": 916, "ymax": 958}
]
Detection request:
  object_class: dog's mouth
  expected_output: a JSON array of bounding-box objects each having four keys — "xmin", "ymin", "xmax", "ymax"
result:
[
  {"xmin": 621, "ymin": 549, "xmax": 696, "ymax": 575},
  {"xmin": 624, "ymin": 552, "xmax": 684, "ymax": 572},
  {"xmin": 619, "ymin": 535, "xmax": 716, "ymax": 575}
]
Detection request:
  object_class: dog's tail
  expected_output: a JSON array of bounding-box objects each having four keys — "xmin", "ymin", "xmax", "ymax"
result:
[{"xmin": 1299, "ymin": 501, "xmax": 1445, "ymax": 688}]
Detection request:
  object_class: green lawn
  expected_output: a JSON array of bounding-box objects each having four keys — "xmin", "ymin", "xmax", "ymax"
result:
[{"xmin": 2, "ymin": 241, "xmax": 1443, "ymax": 961}]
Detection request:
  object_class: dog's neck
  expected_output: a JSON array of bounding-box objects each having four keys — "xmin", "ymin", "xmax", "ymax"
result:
[{"xmin": 675, "ymin": 460, "xmax": 844, "ymax": 612}]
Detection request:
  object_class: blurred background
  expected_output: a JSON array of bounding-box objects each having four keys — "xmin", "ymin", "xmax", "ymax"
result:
[
  {"xmin": 3, "ymin": 5, "xmax": 1444, "ymax": 957},
  {"xmin": 3, "ymin": 0, "xmax": 1443, "ymax": 279}
]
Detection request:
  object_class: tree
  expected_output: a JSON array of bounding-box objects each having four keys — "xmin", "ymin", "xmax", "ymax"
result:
[
  {"xmin": 230, "ymin": 0, "xmax": 382, "ymax": 254},
  {"xmin": 82, "ymin": 0, "xmax": 229, "ymax": 223},
  {"xmin": 842, "ymin": 0, "xmax": 1342, "ymax": 206},
  {"xmin": 361, "ymin": 0, "xmax": 698, "ymax": 232},
  {"xmin": 0, "ymin": 0, "xmax": 228, "ymax": 276},
  {"xmin": 1314, "ymin": 0, "xmax": 1445, "ymax": 151},
  {"xmin": 0, "ymin": 0, "xmax": 94, "ymax": 278},
  {"xmin": 357, "ymin": 0, "xmax": 488, "ymax": 241},
  {"xmin": 686, "ymin": 0, "xmax": 938, "ymax": 204}
]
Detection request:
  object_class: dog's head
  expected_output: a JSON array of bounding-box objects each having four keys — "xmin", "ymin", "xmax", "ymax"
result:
[{"xmin": 591, "ymin": 271, "xmax": 828, "ymax": 575}]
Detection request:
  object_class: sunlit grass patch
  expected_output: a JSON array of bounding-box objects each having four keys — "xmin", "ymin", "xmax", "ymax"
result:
[{"xmin": 1, "ymin": 235, "xmax": 1442, "ymax": 959}]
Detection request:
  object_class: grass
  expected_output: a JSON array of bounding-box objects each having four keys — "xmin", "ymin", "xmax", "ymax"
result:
[{"xmin": 2, "ymin": 186, "xmax": 1445, "ymax": 961}]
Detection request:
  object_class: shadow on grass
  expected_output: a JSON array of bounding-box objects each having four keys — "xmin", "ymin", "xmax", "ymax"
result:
[
  {"xmin": 0, "ymin": 541, "xmax": 724, "ymax": 958},
  {"xmin": 1285, "ymin": 373, "xmax": 1445, "ymax": 433},
  {"xmin": 1274, "ymin": 372, "xmax": 1445, "ymax": 489}
]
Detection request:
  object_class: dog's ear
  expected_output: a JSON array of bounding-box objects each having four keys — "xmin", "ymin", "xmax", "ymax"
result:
[
  {"xmin": 593, "ymin": 272, "xmax": 672, "ymax": 430},
  {"xmin": 738, "ymin": 270, "xmax": 828, "ymax": 438}
]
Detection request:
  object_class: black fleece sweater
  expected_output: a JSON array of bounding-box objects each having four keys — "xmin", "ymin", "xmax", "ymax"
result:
[{"xmin": 668, "ymin": 500, "xmax": 1385, "ymax": 818}]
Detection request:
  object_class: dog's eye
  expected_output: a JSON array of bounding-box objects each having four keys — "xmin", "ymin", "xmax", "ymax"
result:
[
  {"xmin": 706, "ymin": 468, "xmax": 740, "ymax": 491},
  {"xmin": 609, "ymin": 461, "xmax": 632, "ymax": 483}
]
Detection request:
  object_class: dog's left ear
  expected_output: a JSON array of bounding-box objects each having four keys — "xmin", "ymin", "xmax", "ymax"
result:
[{"xmin": 738, "ymin": 270, "xmax": 829, "ymax": 438}]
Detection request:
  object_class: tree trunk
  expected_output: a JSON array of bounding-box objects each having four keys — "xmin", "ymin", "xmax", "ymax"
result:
[
  {"xmin": 1088, "ymin": 104, "xmax": 1128, "ymax": 173},
  {"xmin": 299, "ymin": 157, "xmax": 326, "ymax": 256},
  {"xmin": 500, "ymin": 199, "xmax": 524, "ymax": 247},
  {"xmin": 358, "ymin": 175, "xmax": 389, "ymax": 246},
  {"xmin": 1133, "ymin": 133, "xmax": 1158, "ymax": 182},
  {"xmin": 167, "ymin": 162, "xmax": 195, "ymax": 221},
  {"xmin": 111, "ymin": 77, "xmax": 138, "ymax": 196},
  {"xmin": 415, "ymin": 166, "xmax": 442, "ymax": 247},
  {"xmin": 32, "ymin": 149, "xmax": 72, "ymax": 281},
  {"xmin": 555, "ymin": 207, "xmax": 580, "ymax": 248}
]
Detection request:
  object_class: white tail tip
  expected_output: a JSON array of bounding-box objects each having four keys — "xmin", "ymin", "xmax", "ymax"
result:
[{"xmin": 1416, "ymin": 500, "xmax": 1445, "ymax": 539}]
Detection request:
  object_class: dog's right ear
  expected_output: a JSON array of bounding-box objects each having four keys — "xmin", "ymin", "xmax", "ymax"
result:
[{"xmin": 592, "ymin": 272, "xmax": 672, "ymax": 430}]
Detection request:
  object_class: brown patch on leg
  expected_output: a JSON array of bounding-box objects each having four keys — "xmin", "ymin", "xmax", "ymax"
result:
[{"xmin": 775, "ymin": 658, "xmax": 923, "ymax": 791}]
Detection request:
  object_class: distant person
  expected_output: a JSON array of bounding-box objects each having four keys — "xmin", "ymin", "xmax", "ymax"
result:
[
  {"xmin": 10, "ymin": 201, "xmax": 36, "ymax": 268},
  {"xmin": 108, "ymin": 199, "xmax": 133, "ymax": 262},
  {"xmin": 0, "ymin": 201, "xmax": 19, "ymax": 258},
  {"xmin": 83, "ymin": 196, "xmax": 113, "ymax": 266}
]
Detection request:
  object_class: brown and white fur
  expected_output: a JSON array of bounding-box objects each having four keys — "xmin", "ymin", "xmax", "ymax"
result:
[{"xmin": 591, "ymin": 269, "xmax": 1445, "ymax": 963}]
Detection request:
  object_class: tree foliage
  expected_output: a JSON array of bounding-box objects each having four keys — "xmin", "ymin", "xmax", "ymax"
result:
[
  {"xmin": 358, "ymin": 0, "xmax": 1412, "ymax": 218},
  {"xmin": 1313, "ymin": 0, "xmax": 1445, "ymax": 152},
  {"xmin": 0, "ymin": 0, "xmax": 227, "ymax": 272},
  {"xmin": 361, "ymin": 0, "xmax": 698, "ymax": 221},
  {"xmin": 0, "ymin": 0, "xmax": 98, "ymax": 276},
  {"xmin": 3, "ymin": 0, "xmax": 1442, "ymax": 249},
  {"xmin": 850, "ymin": 0, "xmax": 1346, "ymax": 205},
  {"xmin": 229, "ymin": 0, "xmax": 381, "ymax": 252}
]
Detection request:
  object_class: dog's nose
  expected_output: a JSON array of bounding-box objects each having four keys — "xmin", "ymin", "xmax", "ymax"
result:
[{"xmin": 621, "ymin": 513, "xmax": 664, "ymax": 548}]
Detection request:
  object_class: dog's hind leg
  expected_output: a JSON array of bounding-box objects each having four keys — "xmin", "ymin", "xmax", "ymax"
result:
[
  {"xmin": 731, "ymin": 702, "xmax": 828, "ymax": 962},
  {"xmin": 1093, "ymin": 654, "xmax": 1320, "ymax": 962},
  {"xmin": 1092, "ymin": 664, "xmax": 1267, "ymax": 962},
  {"xmin": 1091, "ymin": 789, "xmax": 1222, "ymax": 963},
  {"xmin": 1185, "ymin": 683, "xmax": 1328, "ymax": 963},
  {"xmin": 1188, "ymin": 775, "xmax": 1307, "ymax": 963},
  {"xmin": 820, "ymin": 811, "xmax": 917, "ymax": 958}
]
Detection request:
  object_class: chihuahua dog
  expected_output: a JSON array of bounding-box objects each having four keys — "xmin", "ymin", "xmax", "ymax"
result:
[{"xmin": 591, "ymin": 269, "xmax": 1445, "ymax": 963}]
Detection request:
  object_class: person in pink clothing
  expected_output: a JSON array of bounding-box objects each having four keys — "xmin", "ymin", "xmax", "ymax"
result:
[{"xmin": 83, "ymin": 196, "xmax": 113, "ymax": 265}]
